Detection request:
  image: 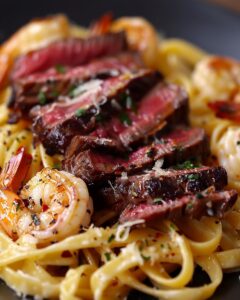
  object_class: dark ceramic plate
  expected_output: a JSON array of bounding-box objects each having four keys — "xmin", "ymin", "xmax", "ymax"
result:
[{"xmin": 0, "ymin": 0, "xmax": 240, "ymax": 299}]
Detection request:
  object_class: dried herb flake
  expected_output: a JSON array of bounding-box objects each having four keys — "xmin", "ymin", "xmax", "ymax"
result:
[
  {"xmin": 38, "ymin": 91, "xmax": 47, "ymax": 105},
  {"xmin": 55, "ymin": 64, "xmax": 66, "ymax": 74}
]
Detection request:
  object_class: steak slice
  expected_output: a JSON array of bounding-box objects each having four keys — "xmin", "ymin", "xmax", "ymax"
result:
[
  {"xmin": 11, "ymin": 32, "xmax": 127, "ymax": 80},
  {"xmin": 32, "ymin": 69, "xmax": 160, "ymax": 154},
  {"xmin": 63, "ymin": 127, "xmax": 209, "ymax": 184},
  {"xmin": 99, "ymin": 166, "xmax": 228, "ymax": 212},
  {"xmin": 88, "ymin": 82, "xmax": 189, "ymax": 150},
  {"xmin": 119, "ymin": 189, "xmax": 238, "ymax": 223},
  {"xmin": 12, "ymin": 52, "xmax": 143, "ymax": 113}
]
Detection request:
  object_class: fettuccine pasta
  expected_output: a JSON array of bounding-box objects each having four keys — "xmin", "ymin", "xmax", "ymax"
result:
[{"xmin": 0, "ymin": 14, "xmax": 239, "ymax": 300}]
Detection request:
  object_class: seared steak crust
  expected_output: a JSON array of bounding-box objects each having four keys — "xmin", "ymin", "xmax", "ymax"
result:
[
  {"xmin": 100, "ymin": 166, "xmax": 228, "ymax": 212},
  {"xmin": 119, "ymin": 189, "xmax": 238, "ymax": 223},
  {"xmin": 63, "ymin": 127, "xmax": 209, "ymax": 184}
]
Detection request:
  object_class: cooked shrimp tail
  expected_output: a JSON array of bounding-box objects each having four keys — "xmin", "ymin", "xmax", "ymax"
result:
[
  {"xmin": 0, "ymin": 154, "xmax": 92, "ymax": 244},
  {"xmin": 0, "ymin": 146, "xmax": 32, "ymax": 191}
]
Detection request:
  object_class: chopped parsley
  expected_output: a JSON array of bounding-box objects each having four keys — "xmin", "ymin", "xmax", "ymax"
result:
[
  {"xmin": 186, "ymin": 202, "xmax": 194, "ymax": 210},
  {"xmin": 196, "ymin": 192, "xmax": 204, "ymax": 199},
  {"xmin": 119, "ymin": 112, "xmax": 132, "ymax": 126},
  {"xmin": 68, "ymin": 84, "xmax": 78, "ymax": 97},
  {"xmin": 31, "ymin": 214, "xmax": 41, "ymax": 226},
  {"xmin": 50, "ymin": 90, "xmax": 59, "ymax": 98},
  {"xmin": 141, "ymin": 253, "xmax": 151, "ymax": 261},
  {"xmin": 96, "ymin": 113, "xmax": 104, "ymax": 123},
  {"xmin": 153, "ymin": 197, "xmax": 164, "ymax": 205},
  {"xmin": 53, "ymin": 162, "xmax": 62, "ymax": 170},
  {"xmin": 187, "ymin": 173, "xmax": 199, "ymax": 181},
  {"xmin": 174, "ymin": 160, "xmax": 200, "ymax": 170},
  {"xmin": 75, "ymin": 108, "xmax": 86, "ymax": 117},
  {"xmin": 120, "ymin": 92, "xmax": 137, "ymax": 112},
  {"xmin": 169, "ymin": 223, "xmax": 176, "ymax": 231},
  {"xmin": 108, "ymin": 234, "xmax": 115, "ymax": 243},
  {"xmin": 55, "ymin": 64, "xmax": 66, "ymax": 74},
  {"xmin": 38, "ymin": 91, "xmax": 47, "ymax": 105},
  {"xmin": 104, "ymin": 252, "xmax": 111, "ymax": 261}
]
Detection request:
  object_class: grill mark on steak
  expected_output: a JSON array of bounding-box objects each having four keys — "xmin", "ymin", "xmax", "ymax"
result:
[
  {"xmin": 12, "ymin": 52, "xmax": 143, "ymax": 114},
  {"xmin": 32, "ymin": 69, "xmax": 160, "ymax": 154},
  {"xmin": 11, "ymin": 32, "xmax": 127, "ymax": 80},
  {"xmin": 63, "ymin": 127, "xmax": 209, "ymax": 184},
  {"xmin": 99, "ymin": 166, "xmax": 228, "ymax": 212},
  {"xmin": 119, "ymin": 189, "xmax": 238, "ymax": 223}
]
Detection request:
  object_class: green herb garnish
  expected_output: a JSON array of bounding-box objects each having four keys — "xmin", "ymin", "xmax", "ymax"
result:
[
  {"xmin": 187, "ymin": 173, "xmax": 199, "ymax": 181},
  {"xmin": 50, "ymin": 90, "xmax": 59, "ymax": 98},
  {"xmin": 174, "ymin": 160, "xmax": 200, "ymax": 170},
  {"xmin": 55, "ymin": 64, "xmax": 66, "ymax": 74},
  {"xmin": 53, "ymin": 162, "xmax": 62, "ymax": 170},
  {"xmin": 153, "ymin": 198, "xmax": 164, "ymax": 205},
  {"xmin": 96, "ymin": 113, "xmax": 104, "ymax": 123},
  {"xmin": 38, "ymin": 91, "xmax": 47, "ymax": 105},
  {"xmin": 68, "ymin": 84, "xmax": 78, "ymax": 97},
  {"xmin": 169, "ymin": 223, "xmax": 176, "ymax": 231},
  {"xmin": 75, "ymin": 108, "xmax": 86, "ymax": 117},
  {"xmin": 119, "ymin": 112, "xmax": 132, "ymax": 126},
  {"xmin": 120, "ymin": 92, "xmax": 137, "ymax": 112},
  {"xmin": 31, "ymin": 214, "xmax": 41, "ymax": 226},
  {"xmin": 108, "ymin": 234, "xmax": 115, "ymax": 243},
  {"xmin": 196, "ymin": 193, "xmax": 204, "ymax": 199},
  {"xmin": 186, "ymin": 202, "xmax": 194, "ymax": 210},
  {"xmin": 141, "ymin": 253, "xmax": 151, "ymax": 261},
  {"xmin": 104, "ymin": 252, "xmax": 111, "ymax": 261}
]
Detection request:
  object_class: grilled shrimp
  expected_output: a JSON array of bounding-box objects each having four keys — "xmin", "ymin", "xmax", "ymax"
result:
[
  {"xmin": 193, "ymin": 56, "xmax": 240, "ymax": 102},
  {"xmin": 0, "ymin": 149, "xmax": 93, "ymax": 244},
  {"xmin": 111, "ymin": 17, "xmax": 159, "ymax": 68}
]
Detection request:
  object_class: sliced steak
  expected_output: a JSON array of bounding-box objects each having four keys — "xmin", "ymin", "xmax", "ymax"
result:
[
  {"xmin": 12, "ymin": 52, "xmax": 143, "ymax": 113},
  {"xmin": 99, "ymin": 166, "xmax": 228, "ymax": 212},
  {"xmin": 32, "ymin": 69, "xmax": 160, "ymax": 154},
  {"xmin": 89, "ymin": 82, "xmax": 189, "ymax": 150},
  {"xmin": 119, "ymin": 189, "xmax": 238, "ymax": 223},
  {"xmin": 11, "ymin": 32, "xmax": 127, "ymax": 80},
  {"xmin": 63, "ymin": 127, "xmax": 209, "ymax": 184}
]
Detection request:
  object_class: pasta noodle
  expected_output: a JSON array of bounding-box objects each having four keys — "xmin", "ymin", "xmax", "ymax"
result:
[{"xmin": 0, "ymin": 14, "xmax": 239, "ymax": 300}]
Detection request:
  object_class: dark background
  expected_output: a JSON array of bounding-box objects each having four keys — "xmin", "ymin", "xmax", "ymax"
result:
[
  {"xmin": 0, "ymin": 0, "xmax": 240, "ymax": 299},
  {"xmin": 0, "ymin": 0, "xmax": 240, "ymax": 58}
]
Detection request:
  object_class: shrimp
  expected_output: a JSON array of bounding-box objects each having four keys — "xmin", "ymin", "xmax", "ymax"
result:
[
  {"xmin": 0, "ymin": 147, "xmax": 32, "ymax": 191},
  {"xmin": 111, "ymin": 17, "xmax": 159, "ymax": 68},
  {"xmin": 193, "ymin": 56, "xmax": 240, "ymax": 102},
  {"xmin": 0, "ymin": 150, "xmax": 93, "ymax": 245}
]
